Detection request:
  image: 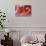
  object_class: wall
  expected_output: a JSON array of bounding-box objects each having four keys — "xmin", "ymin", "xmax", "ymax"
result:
[{"xmin": 0, "ymin": 0, "xmax": 46, "ymax": 28}]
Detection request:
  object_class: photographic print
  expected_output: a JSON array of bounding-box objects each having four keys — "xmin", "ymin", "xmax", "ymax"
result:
[{"xmin": 15, "ymin": 5, "xmax": 32, "ymax": 16}]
